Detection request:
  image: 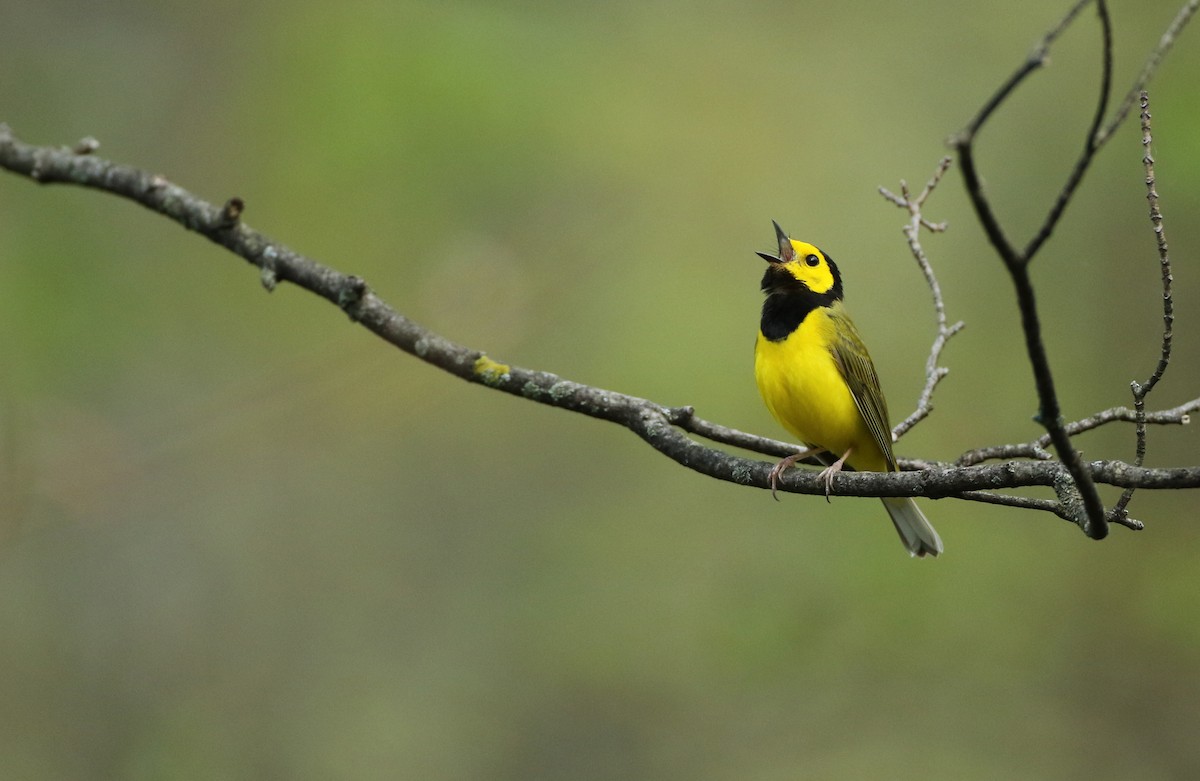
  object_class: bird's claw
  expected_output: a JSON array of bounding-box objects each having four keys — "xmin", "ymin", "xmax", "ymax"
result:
[
  {"xmin": 815, "ymin": 447, "xmax": 853, "ymax": 503},
  {"xmin": 767, "ymin": 448, "xmax": 819, "ymax": 500},
  {"xmin": 767, "ymin": 460, "xmax": 789, "ymax": 501}
]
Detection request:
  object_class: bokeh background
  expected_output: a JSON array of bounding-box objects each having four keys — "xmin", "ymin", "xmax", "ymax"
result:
[{"xmin": 3, "ymin": 1, "xmax": 1200, "ymax": 778}]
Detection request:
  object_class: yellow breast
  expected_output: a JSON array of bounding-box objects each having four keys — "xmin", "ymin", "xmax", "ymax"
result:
[{"xmin": 754, "ymin": 308, "xmax": 887, "ymax": 472}]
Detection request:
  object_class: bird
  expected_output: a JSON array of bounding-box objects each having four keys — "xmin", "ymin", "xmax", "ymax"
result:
[{"xmin": 753, "ymin": 220, "xmax": 943, "ymax": 557}]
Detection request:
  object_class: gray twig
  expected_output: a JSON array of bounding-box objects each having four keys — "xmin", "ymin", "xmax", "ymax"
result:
[
  {"xmin": 956, "ymin": 400, "xmax": 1198, "ymax": 467},
  {"xmin": 1110, "ymin": 92, "xmax": 1177, "ymax": 524},
  {"xmin": 879, "ymin": 156, "xmax": 965, "ymax": 440}
]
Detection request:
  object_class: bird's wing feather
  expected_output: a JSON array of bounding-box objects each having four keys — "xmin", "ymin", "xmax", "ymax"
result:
[{"xmin": 825, "ymin": 303, "xmax": 897, "ymax": 470}]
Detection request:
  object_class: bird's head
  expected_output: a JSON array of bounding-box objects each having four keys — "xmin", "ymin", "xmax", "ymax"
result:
[{"xmin": 757, "ymin": 220, "xmax": 842, "ymax": 300}]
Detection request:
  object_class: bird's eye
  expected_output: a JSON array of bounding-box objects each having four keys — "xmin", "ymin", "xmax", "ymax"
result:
[{"xmin": 804, "ymin": 254, "xmax": 820, "ymax": 267}]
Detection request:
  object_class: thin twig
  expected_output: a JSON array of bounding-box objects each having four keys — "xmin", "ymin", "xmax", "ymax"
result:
[
  {"xmin": 1131, "ymin": 92, "xmax": 1176, "ymax": 399},
  {"xmin": 949, "ymin": 0, "xmax": 1095, "ymax": 268},
  {"xmin": 1112, "ymin": 91, "xmax": 1176, "ymax": 523},
  {"xmin": 957, "ymin": 443, "xmax": 1055, "ymax": 466},
  {"xmin": 956, "ymin": 490, "xmax": 1062, "ymax": 513},
  {"xmin": 665, "ymin": 406, "xmax": 807, "ymax": 461},
  {"xmin": 956, "ymin": 0, "xmax": 1093, "ymax": 143},
  {"xmin": 1094, "ymin": 0, "xmax": 1200, "ymax": 147},
  {"xmin": 879, "ymin": 156, "xmax": 965, "ymax": 439},
  {"xmin": 1021, "ymin": 0, "xmax": 1113, "ymax": 261},
  {"xmin": 952, "ymin": 489, "xmax": 1142, "ymax": 530},
  {"xmin": 956, "ymin": 399, "xmax": 1198, "ymax": 466}
]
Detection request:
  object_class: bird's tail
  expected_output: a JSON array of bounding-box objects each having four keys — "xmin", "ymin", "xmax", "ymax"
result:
[{"xmin": 880, "ymin": 497, "xmax": 943, "ymax": 558}]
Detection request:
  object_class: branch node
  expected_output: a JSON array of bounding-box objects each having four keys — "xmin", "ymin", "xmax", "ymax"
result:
[
  {"xmin": 338, "ymin": 275, "xmax": 369, "ymax": 321},
  {"xmin": 1107, "ymin": 506, "xmax": 1146, "ymax": 531},
  {"xmin": 72, "ymin": 136, "xmax": 100, "ymax": 155},
  {"xmin": 216, "ymin": 196, "xmax": 244, "ymax": 230},
  {"xmin": 1052, "ymin": 466, "xmax": 1108, "ymax": 539},
  {"xmin": 30, "ymin": 151, "xmax": 46, "ymax": 181},
  {"xmin": 665, "ymin": 405, "xmax": 696, "ymax": 424},
  {"xmin": 259, "ymin": 245, "xmax": 280, "ymax": 292}
]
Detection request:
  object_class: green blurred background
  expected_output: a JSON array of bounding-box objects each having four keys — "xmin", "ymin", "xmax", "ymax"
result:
[{"xmin": 3, "ymin": 1, "xmax": 1200, "ymax": 778}]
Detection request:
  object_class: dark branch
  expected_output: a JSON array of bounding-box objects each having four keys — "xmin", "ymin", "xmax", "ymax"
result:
[
  {"xmin": 945, "ymin": 0, "xmax": 1200, "ymax": 540},
  {"xmin": 1094, "ymin": 0, "xmax": 1200, "ymax": 147},
  {"xmin": 1020, "ymin": 0, "xmax": 1113, "ymax": 261},
  {"xmin": 949, "ymin": 0, "xmax": 1096, "ymax": 269}
]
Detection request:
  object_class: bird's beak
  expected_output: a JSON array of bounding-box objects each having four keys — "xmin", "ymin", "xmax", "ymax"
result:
[{"xmin": 757, "ymin": 220, "xmax": 795, "ymax": 263}]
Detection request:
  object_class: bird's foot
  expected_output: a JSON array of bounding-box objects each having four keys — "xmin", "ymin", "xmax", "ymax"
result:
[
  {"xmin": 768, "ymin": 447, "xmax": 821, "ymax": 501},
  {"xmin": 816, "ymin": 447, "xmax": 854, "ymax": 503}
]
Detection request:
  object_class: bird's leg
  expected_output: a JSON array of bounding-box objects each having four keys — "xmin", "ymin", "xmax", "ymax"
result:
[
  {"xmin": 816, "ymin": 447, "xmax": 854, "ymax": 502},
  {"xmin": 767, "ymin": 447, "xmax": 824, "ymax": 501}
]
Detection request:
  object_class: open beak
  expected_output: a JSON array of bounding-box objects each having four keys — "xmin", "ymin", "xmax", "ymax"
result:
[{"xmin": 756, "ymin": 220, "xmax": 795, "ymax": 263}]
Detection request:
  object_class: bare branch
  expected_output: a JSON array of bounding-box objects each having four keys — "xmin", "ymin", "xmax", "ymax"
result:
[
  {"xmin": 1020, "ymin": 0, "xmax": 1113, "ymax": 261},
  {"xmin": 1094, "ymin": 0, "xmax": 1200, "ymax": 147},
  {"xmin": 665, "ymin": 406, "xmax": 804, "ymax": 461},
  {"xmin": 0, "ymin": 124, "xmax": 894, "ymax": 499},
  {"xmin": 879, "ymin": 156, "xmax": 965, "ymax": 440},
  {"xmin": 1131, "ymin": 92, "xmax": 1176, "ymax": 400},
  {"xmin": 957, "ymin": 443, "xmax": 1055, "ymax": 467},
  {"xmin": 1112, "ymin": 91, "xmax": 1178, "ymax": 523},
  {"xmin": 950, "ymin": 0, "xmax": 1096, "ymax": 269},
  {"xmin": 2, "ymin": 121, "xmax": 1198, "ymax": 532},
  {"xmin": 951, "ymin": 490, "xmax": 1143, "ymax": 531},
  {"xmin": 943, "ymin": 0, "xmax": 1200, "ymax": 540},
  {"xmin": 957, "ymin": 400, "xmax": 1198, "ymax": 467}
]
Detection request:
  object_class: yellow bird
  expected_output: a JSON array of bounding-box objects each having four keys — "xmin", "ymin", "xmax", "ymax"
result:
[{"xmin": 753, "ymin": 221, "xmax": 943, "ymax": 557}]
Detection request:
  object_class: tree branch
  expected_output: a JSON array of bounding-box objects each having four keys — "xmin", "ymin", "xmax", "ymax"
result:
[
  {"xmin": 945, "ymin": 0, "xmax": 1198, "ymax": 540},
  {"xmin": 879, "ymin": 157, "xmax": 965, "ymax": 440},
  {"xmin": 1093, "ymin": 0, "xmax": 1200, "ymax": 147},
  {"xmin": 955, "ymin": 398, "xmax": 1199, "ymax": 467},
  {"xmin": 1110, "ymin": 91, "xmax": 1177, "ymax": 524},
  {"xmin": 951, "ymin": 0, "xmax": 1116, "ymax": 539},
  {"xmin": 2, "ymin": 90, "xmax": 1197, "ymax": 532}
]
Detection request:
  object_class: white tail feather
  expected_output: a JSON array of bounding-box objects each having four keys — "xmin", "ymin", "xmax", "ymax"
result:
[{"xmin": 881, "ymin": 497, "xmax": 943, "ymax": 558}]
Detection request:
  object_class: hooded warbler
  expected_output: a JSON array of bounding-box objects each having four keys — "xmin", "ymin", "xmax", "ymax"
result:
[{"xmin": 753, "ymin": 221, "xmax": 943, "ymax": 558}]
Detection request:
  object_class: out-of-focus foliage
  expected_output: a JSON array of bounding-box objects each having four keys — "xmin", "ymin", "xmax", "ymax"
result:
[{"xmin": 2, "ymin": 1, "xmax": 1199, "ymax": 778}]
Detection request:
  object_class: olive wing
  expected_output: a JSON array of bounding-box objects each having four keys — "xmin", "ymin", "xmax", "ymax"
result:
[{"xmin": 825, "ymin": 302, "xmax": 898, "ymax": 470}]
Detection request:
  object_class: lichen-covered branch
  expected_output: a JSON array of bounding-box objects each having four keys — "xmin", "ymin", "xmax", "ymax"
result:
[{"xmin": 2, "ymin": 123, "xmax": 1199, "ymax": 529}]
